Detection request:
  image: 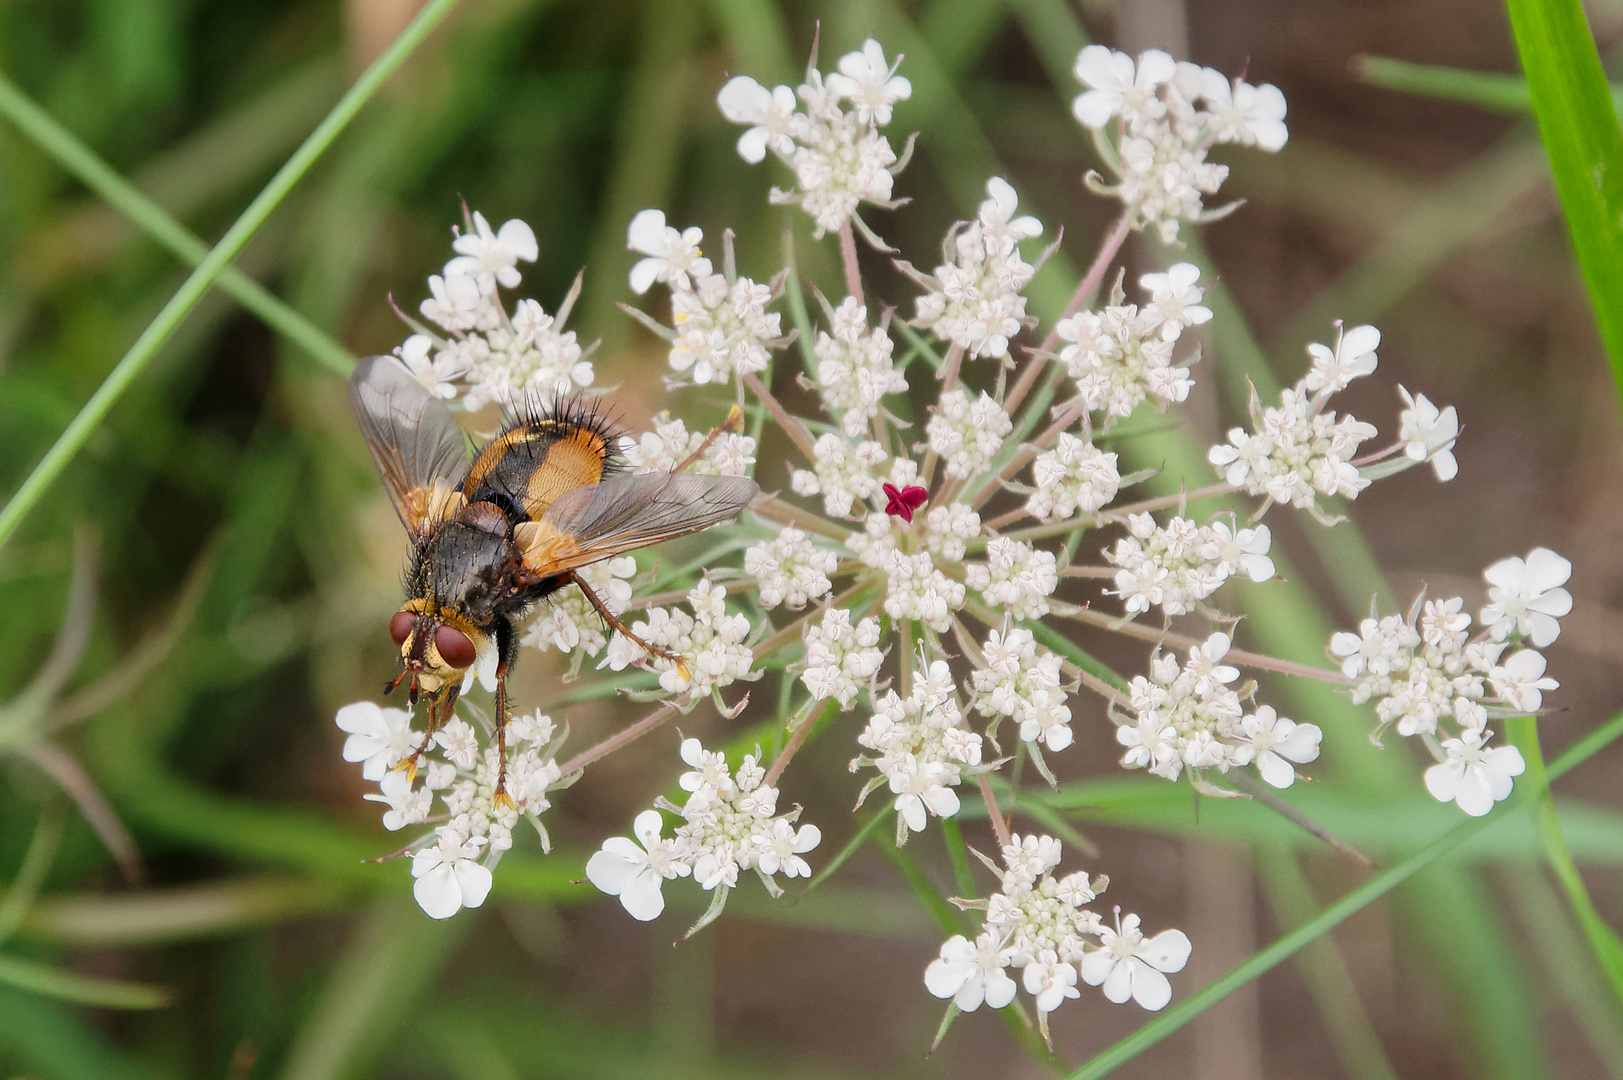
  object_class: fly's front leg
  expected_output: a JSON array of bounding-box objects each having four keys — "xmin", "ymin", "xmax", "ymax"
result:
[
  {"xmin": 570, "ymin": 571, "xmax": 691, "ymax": 680},
  {"xmin": 399, "ymin": 684, "xmax": 458, "ymax": 780}
]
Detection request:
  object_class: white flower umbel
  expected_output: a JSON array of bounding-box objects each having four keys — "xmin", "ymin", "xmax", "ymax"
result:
[
  {"xmin": 970, "ymin": 626, "xmax": 1073, "ymax": 751},
  {"xmin": 590, "ymin": 739, "xmax": 821, "ymax": 926},
  {"xmin": 717, "ymin": 39, "xmax": 911, "ymax": 235},
  {"xmin": 1055, "ymin": 271, "xmax": 1201, "ymax": 424},
  {"xmin": 910, "ymin": 177, "xmax": 1043, "ymax": 361},
  {"xmin": 853, "ymin": 658, "xmax": 983, "ymax": 841},
  {"xmin": 1209, "ymin": 328, "xmax": 1381, "ymax": 520},
  {"xmin": 1073, "ymin": 47, "xmax": 1286, "ymax": 241},
  {"xmin": 1330, "ymin": 551, "xmax": 1565, "ymax": 813},
  {"xmin": 745, "ymin": 526, "xmax": 839, "ymax": 610},
  {"xmin": 799, "ymin": 606, "xmax": 885, "ymax": 708},
  {"xmin": 403, "ymin": 209, "xmax": 594, "ymax": 412},
  {"xmin": 608, "ymin": 577, "xmax": 757, "ymax": 698},
  {"xmin": 967, "ymin": 536, "xmax": 1059, "ymax": 620},
  {"xmin": 1106, "ymin": 513, "xmax": 1271, "ymax": 617},
  {"xmin": 336, "ymin": 701, "xmax": 416, "ymax": 782},
  {"xmin": 623, "ymin": 410, "xmax": 757, "ymax": 477},
  {"xmin": 927, "ymin": 389, "xmax": 1013, "ymax": 480},
  {"xmin": 1116, "ymin": 633, "xmax": 1250, "ymax": 782},
  {"xmin": 627, "ymin": 208, "xmax": 708, "ymax": 294},
  {"xmin": 811, "ymin": 298, "xmax": 908, "ymax": 436},
  {"xmin": 1026, "ymin": 433, "xmax": 1121, "ymax": 522}
]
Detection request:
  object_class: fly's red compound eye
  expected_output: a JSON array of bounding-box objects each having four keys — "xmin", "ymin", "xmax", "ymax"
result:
[
  {"xmin": 389, "ymin": 611, "xmax": 417, "ymax": 645},
  {"xmin": 434, "ymin": 625, "xmax": 477, "ymax": 669}
]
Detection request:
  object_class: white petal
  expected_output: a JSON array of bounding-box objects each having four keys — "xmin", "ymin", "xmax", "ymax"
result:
[
  {"xmin": 1273, "ymin": 722, "xmax": 1322, "ymax": 764},
  {"xmin": 1100, "ymin": 958, "xmax": 1134, "ymax": 1003},
  {"xmin": 1523, "ymin": 548, "xmax": 1573, "ymax": 593},
  {"xmin": 626, "ymin": 209, "xmax": 668, "ymax": 256},
  {"xmin": 1129, "ymin": 962, "xmax": 1173, "ymax": 1010},
  {"xmin": 617, "ymin": 872, "xmax": 666, "ymax": 921},
  {"xmin": 716, "ymin": 75, "xmax": 768, "ymax": 123},
  {"xmin": 1139, "ymin": 929, "xmax": 1192, "ymax": 972},
  {"xmin": 1072, "ymin": 90, "xmax": 1120, "ymax": 129},
  {"xmin": 633, "ymin": 809, "xmax": 665, "ymax": 848},
  {"xmin": 413, "ymin": 864, "xmax": 463, "ymax": 919},
  {"xmin": 1453, "ymin": 767, "xmax": 1495, "ymax": 816},
  {"xmin": 628, "ymin": 257, "xmax": 664, "ymax": 295},
  {"xmin": 453, "ymin": 860, "xmax": 493, "ymax": 909},
  {"xmin": 736, "ymin": 126, "xmax": 769, "ymax": 164},
  {"xmin": 585, "ymin": 841, "xmax": 644, "ymax": 895},
  {"xmin": 983, "ymin": 969, "xmax": 1017, "ymax": 1009},
  {"xmin": 1079, "ymin": 949, "xmax": 1115, "ymax": 987},
  {"xmin": 1340, "ymin": 324, "xmax": 1381, "ymax": 357},
  {"xmin": 335, "ymin": 701, "xmax": 382, "ymax": 736},
  {"xmin": 1424, "ymin": 760, "xmax": 1465, "ymax": 804},
  {"xmin": 497, "ymin": 219, "xmax": 538, "ymax": 261},
  {"xmin": 1256, "ymin": 750, "xmax": 1296, "ymax": 789}
]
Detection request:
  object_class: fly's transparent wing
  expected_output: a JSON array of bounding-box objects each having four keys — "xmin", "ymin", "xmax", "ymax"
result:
[
  {"xmin": 349, "ymin": 354, "xmax": 471, "ymax": 538},
  {"xmin": 517, "ymin": 473, "xmax": 758, "ymax": 576}
]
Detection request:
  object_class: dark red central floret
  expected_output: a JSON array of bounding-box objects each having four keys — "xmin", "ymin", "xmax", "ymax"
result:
[{"xmin": 882, "ymin": 483, "xmax": 928, "ymax": 523}]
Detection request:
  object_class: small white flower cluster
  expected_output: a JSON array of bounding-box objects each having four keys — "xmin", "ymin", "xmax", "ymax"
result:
[
  {"xmin": 800, "ymin": 606, "xmax": 885, "ymax": 708},
  {"xmin": 1331, "ymin": 548, "xmax": 1570, "ymax": 815},
  {"xmin": 1208, "ymin": 324, "xmax": 1446, "ymax": 521},
  {"xmin": 402, "ymin": 211, "xmax": 594, "ymax": 410},
  {"xmin": 811, "ymin": 298, "xmax": 909, "ymax": 436},
  {"xmin": 966, "ymin": 536, "xmax": 1059, "ymax": 620},
  {"xmin": 1072, "ymin": 47, "xmax": 1287, "ymax": 241},
  {"xmin": 521, "ymin": 556, "xmax": 637, "ymax": 664},
  {"xmin": 627, "ymin": 210, "xmax": 788, "ymax": 386},
  {"xmin": 607, "ymin": 577, "xmax": 757, "ymax": 698},
  {"xmin": 718, "ymin": 38, "xmax": 911, "ymax": 235},
  {"xmin": 926, "ymin": 388, "xmax": 1013, "ymax": 480},
  {"xmin": 1056, "ymin": 264, "xmax": 1209, "ymax": 423},
  {"xmin": 336, "ymin": 703, "xmax": 565, "ymax": 918},
  {"xmin": 1026, "ymin": 433, "xmax": 1122, "ymax": 522},
  {"xmin": 852, "ymin": 657, "xmax": 984, "ymax": 841},
  {"xmin": 970, "ymin": 627, "xmax": 1073, "ymax": 751},
  {"xmin": 622, "ymin": 410, "xmax": 757, "ymax": 476},
  {"xmin": 791, "ymin": 433, "xmax": 894, "ymax": 517},
  {"xmin": 744, "ymin": 526, "xmax": 839, "ymax": 610},
  {"xmin": 911, "ymin": 177, "xmax": 1044, "ymax": 361},
  {"xmin": 586, "ymin": 739, "xmax": 822, "ymax": 920},
  {"xmin": 925, "ymin": 835, "xmax": 1191, "ymax": 1027},
  {"xmin": 1106, "ymin": 513, "xmax": 1274, "ymax": 617},
  {"xmin": 1117, "ymin": 633, "xmax": 1323, "ymax": 789}
]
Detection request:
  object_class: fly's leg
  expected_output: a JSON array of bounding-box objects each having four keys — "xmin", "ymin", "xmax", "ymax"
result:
[
  {"xmin": 672, "ymin": 404, "xmax": 745, "ymax": 473},
  {"xmin": 492, "ymin": 661, "xmax": 515, "ymax": 810},
  {"xmin": 397, "ymin": 684, "xmax": 457, "ymax": 780},
  {"xmin": 570, "ymin": 571, "xmax": 692, "ymax": 681}
]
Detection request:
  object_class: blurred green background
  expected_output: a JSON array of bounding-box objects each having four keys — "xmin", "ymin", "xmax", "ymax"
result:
[{"xmin": 3, "ymin": 0, "xmax": 1623, "ymax": 1078}]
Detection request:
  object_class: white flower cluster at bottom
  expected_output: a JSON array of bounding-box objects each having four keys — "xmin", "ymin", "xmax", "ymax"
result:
[{"xmin": 925, "ymin": 835, "xmax": 1190, "ymax": 1030}]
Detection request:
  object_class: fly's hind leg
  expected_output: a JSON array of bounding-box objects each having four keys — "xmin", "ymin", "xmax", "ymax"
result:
[
  {"xmin": 570, "ymin": 571, "xmax": 691, "ymax": 681},
  {"xmin": 491, "ymin": 661, "xmax": 515, "ymax": 810}
]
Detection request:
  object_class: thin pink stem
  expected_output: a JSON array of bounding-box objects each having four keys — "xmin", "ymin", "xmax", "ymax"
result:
[
  {"xmin": 763, "ymin": 699, "xmax": 828, "ymax": 787},
  {"xmin": 742, "ymin": 371, "xmax": 818, "ymax": 460},
  {"xmin": 1003, "ymin": 210, "xmax": 1132, "ymax": 416},
  {"xmin": 1102, "ymin": 481, "xmax": 1240, "ymax": 520},
  {"xmin": 978, "ymin": 773, "xmax": 1013, "ymax": 851},
  {"xmin": 969, "ymin": 398, "xmax": 1088, "ymax": 510},
  {"xmin": 558, "ymin": 703, "xmax": 678, "ymax": 775},
  {"xmin": 1063, "ymin": 607, "xmax": 1354, "ymax": 685},
  {"xmin": 839, "ymin": 221, "xmax": 864, "ymax": 306}
]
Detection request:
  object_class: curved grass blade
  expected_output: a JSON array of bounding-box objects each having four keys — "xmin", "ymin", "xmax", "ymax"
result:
[
  {"xmin": 0, "ymin": 952, "xmax": 170, "ymax": 1009},
  {"xmin": 1505, "ymin": 0, "xmax": 1623, "ymax": 384},
  {"xmin": 0, "ymin": 73, "xmax": 353, "ymax": 375},
  {"xmin": 0, "ymin": 0, "xmax": 462, "ymax": 551}
]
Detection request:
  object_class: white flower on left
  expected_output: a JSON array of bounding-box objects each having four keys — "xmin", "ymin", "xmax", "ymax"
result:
[{"xmin": 335, "ymin": 702, "xmax": 416, "ymax": 782}]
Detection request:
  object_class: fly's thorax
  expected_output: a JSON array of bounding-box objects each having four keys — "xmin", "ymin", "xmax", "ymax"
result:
[{"xmin": 416, "ymin": 501, "xmax": 520, "ymax": 620}]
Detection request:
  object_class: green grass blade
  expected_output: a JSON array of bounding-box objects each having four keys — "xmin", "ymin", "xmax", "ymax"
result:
[
  {"xmin": 1356, "ymin": 53, "xmax": 1623, "ymax": 116},
  {"xmin": 0, "ymin": 952, "xmax": 170, "ymax": 1009},
  {"xmin": 0, "ymin": 0, "xmax": 461, "ymax": 551},
  {"xmin": 1061, "ymin": 708, "xmax": 1623, "ymax": 1080},
  {"xmin": 1505, "ymin": 0, "xmax": 1623, "ymax": 383},
  {"xmin": 0, "ymin": 72, "xmax": 353, "ymax": 375},
  {"xmin": 1507, "ymin": 715, "xmax": 1623, "ymax": 1013}
]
